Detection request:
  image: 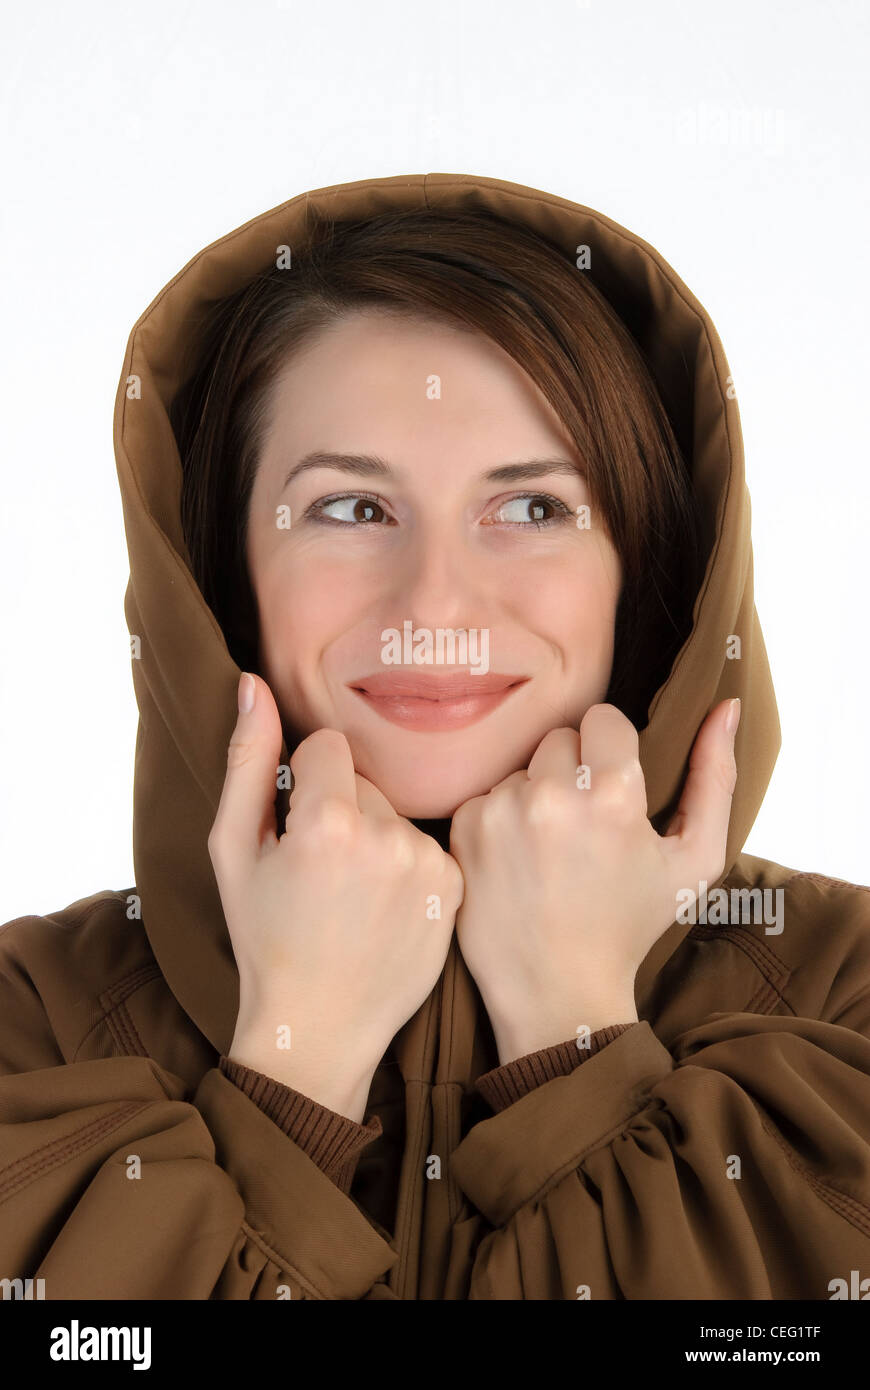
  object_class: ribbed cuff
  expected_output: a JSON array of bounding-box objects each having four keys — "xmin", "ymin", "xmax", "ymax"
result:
[
  {"xmin": 218, "ymin": 1056, "xmax": 383, "ymax": 1193},
  {"xmin": 474, "ymin": 1023, "xmax": 639, "ymax": 1112}
]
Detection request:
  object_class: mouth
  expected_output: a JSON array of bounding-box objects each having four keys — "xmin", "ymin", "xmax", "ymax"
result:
[{"xmin": 347, "ymin": 673, "xmax": 530, "ymax": 732}]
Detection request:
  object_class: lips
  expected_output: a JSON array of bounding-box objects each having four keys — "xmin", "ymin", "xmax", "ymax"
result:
[
  {"xmin": 347, "ymin": 672, "xmax": 529, "ymax": 732},
  {"xmin": 350, "ymin": 672, "xmax": 525, "ymax": 699}
]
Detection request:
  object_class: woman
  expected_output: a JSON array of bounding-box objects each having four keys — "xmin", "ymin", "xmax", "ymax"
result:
[{"xmin": 1, "ymin": 171, "xmax": 868, "ymax": 1301}]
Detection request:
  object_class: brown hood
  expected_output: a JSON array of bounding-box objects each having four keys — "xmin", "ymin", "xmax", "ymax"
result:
[{"xmin": 113, "ymin": 170, "xmax": 780, "ymax": 1068}]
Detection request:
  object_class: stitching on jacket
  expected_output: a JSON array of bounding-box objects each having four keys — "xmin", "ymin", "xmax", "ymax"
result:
[
  {"xmin": 518, "ymin": 1084, "xmax": 870, "ymax": 1246},
  {"xmin": 101, "ymin": 963, "xmax": 163, "ymax": 1006},
  {"xmin": 687, "ymin": 925, "xmax": 796, "ymax": 1014},
  {"xmin": 0, "ymin": 1102, "xmax": 150, "ymax": 1205},
  {"xmin": 688, "ymin": 923, "xmax": 791, "ymax": 982},
  {"xmin": 104, "ymin": 1002, "xmax": 148, "ymax": 1058},
  {"xmin": 794, "ymin": 871, "xmax": 870, "ymax": 896},
  {"xmin": 516, "ymin": 1053, "xmax": 870, "ymax": 1244},
  {"xmin": 743, "ymin": 977, "xmax": 785, "ymax": 1014},
  {"xmin": 750, "ymin": 1100, "xmax": 870, "ymax": 1239},
  {"xmin": 0, "ymin": 897, "xmax": 114, "ymax": 946},
  {"xmin": 238, "ymin": 1219, "xmax": 329, "ymax": 1300},
  {"xmin": 73, "ymin": 964, "xmax": 162, "ymax": 1061}
]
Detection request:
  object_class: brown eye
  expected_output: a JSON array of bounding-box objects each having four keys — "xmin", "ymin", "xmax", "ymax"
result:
[
  {"xmin": 309, "ymin": 493, "xmax": 392, "ymax": 525},
  {"xmin": 491, "ymin": 494, "xmax": 572, "ymax": 527},
  {"xmin": 352, "ymin": 498, "xmax": 386, "ymax": 523}
]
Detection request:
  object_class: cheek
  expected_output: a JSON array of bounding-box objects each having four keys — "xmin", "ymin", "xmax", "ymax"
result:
[
  {"xmin": 254, "ymin": 550, "xmax": 361, "ymax": 684},
  {"xmin": 521, "ymin": 551, "xmax": 618, "ymax": 656},
  {"xmin": 260, "ymin": 549, "xmax": 351, "ymax": 633}
]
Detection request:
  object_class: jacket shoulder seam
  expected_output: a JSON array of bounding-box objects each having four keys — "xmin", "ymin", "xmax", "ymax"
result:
[
  {"xmin": 73, "ymin": 963, "xmax": 164, "ymax": 1062},
  {"xmin": 790, "ymin": 871, "xmax": 870, "ymax": 896},
  {"xmin": 687, "ymin": 924, "xmax": 796, "ymax": 1013},
  {"xmin": 0, "ymin": 892, "xmax": 133, "ymax": 943}
]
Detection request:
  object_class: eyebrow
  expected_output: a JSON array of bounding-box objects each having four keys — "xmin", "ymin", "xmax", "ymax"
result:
[{"xmin": 282, "ymin": 450, "xmax": 584, "ymax": 491}]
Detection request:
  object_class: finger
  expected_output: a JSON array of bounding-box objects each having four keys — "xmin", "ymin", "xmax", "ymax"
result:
[
  {"xmin": 287, "ymin": 725, "xmax": 360, "ymax": 819},
  {"xmin": 528, "ymin": 705, "xmax": 644, "ymax": 814},
  {"xmin": 287, "ymin": 731, "xmax": 400, "ymax": 825},
  {"xmin": 484, "ymin": 768, "xmax": 531, "ymax": 796},
  {"xmin": 526, "ymin": 727, "xmax": 581, "ymax": 784},
  {"xmin": 354, "ymin": 771, "xmax": 401, "ymax": 820},
  {"xmin": 210, "ymin": 672, "xmax": 283, "ymax": 870},
  {"xmin": 577, "ymin": 703, "xmax": 641, "ymax": 778},
  {"xmin": 663, "ymin": 699, "xmax": 738, "ymax": 863}
]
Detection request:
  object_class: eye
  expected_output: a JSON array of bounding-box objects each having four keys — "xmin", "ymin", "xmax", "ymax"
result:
[
  {"xmin": 307, "ymin": 492, "xmax": 393, "ymax": 525},
  {"xmin": 489, "ymin": 493, "xmax": 574, "ymax": 528},
  {"xmin": 304, "ymin": 490, "xmax": 574, "ymax": 529}
]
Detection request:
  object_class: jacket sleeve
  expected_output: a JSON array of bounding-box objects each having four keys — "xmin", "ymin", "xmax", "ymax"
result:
[
  {"xmin": 217, "ymin": 1054, "xmax": 383, "ymax": 1194},
  {"xmin": 0, "ymin": 1050, "xmax": 397, "ymax": 1299},
  {"xmin": 473, "ymin": 1023, "xmax": 637, "ymax": 1109},
  {"xmin": 449, "ymin": 1011, "xmax": 870, "ymax": 1299}
]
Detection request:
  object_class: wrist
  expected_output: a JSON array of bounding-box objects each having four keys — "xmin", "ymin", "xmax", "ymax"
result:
[
  {"xmin": 227, "ymin": 1026, "xmax": 378, "ymax": 1123},
  {"xmin": 492, "ymin": 997, "xmax": 639, "ymax": 1067}
]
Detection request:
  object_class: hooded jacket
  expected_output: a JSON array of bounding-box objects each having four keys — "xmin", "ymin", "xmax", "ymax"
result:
[{"xmin": 2, "ymin": 171, "xmax": 869, "ymax": 1302}]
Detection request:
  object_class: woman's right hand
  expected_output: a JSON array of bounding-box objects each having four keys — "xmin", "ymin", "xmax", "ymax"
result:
[{"xmin": 207, "ymin": 672, "xmax": 464, "ymax": 1121}]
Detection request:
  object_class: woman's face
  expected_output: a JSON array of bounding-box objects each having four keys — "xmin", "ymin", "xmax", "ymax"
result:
[{"xmin": 245, "ymin": 309, "xmax": 623, "ymax": 818}]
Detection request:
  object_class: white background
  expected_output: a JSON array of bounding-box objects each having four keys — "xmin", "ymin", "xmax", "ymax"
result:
[{"xmin": 1, "ymin": 0, "xmax": 867, "ymax": 922}]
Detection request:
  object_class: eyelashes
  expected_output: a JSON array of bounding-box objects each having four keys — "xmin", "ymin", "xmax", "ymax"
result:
[{"xmin": 303, "ymin": 490, "xmax": 575, "ymax": 531}]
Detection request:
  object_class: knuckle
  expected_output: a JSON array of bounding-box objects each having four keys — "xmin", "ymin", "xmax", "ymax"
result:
[
  {"xmin": 427, "ymin": 841, "xmax": 454, "ymax": 884},
  {"xmin": 380, "ymin": 821, "xmax": 415, "ymax": 870},
  {"xmin": 443, "ymin": 856, "xmax": 465, "ymax": 904},
  {"xmin": 526, "ymin": 778, "xmax": 573, "ymax": 825},
  {"xmin": 305, "ymin": 796, "xmax": 358, "ymax": 844},
  {"xmin": 479, "ymin": 790, "xmax": 508, "ymax": 828},
  {"xmin": 414, "ymin": 833, "xmax": 441, "ymax": 866},
  {"xmin": 590, "ymin": 763, "xmax": 639, "ymax": 820},
  {"xmin": 226, "ymin": 735, "xmax": 255, "ymax": 770}
]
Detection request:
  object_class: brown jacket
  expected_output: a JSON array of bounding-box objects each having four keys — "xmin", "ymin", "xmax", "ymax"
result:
[{"xmin": 2, "ymin": 172, "xmax": 869, "ymax": 1300}]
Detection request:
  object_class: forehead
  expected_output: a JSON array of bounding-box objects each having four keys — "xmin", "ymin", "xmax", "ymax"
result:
[
  {"xmin": 273, "ymin": 307, "xmax": 494, "ymax": 384},
  {"xmin": 262, "ymin": 309, "xmax": 568, "ymax": 454}
]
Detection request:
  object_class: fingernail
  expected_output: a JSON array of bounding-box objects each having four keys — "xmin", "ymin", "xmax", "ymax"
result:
[
  {"xmin": 238, "ymin": 672, "xmax": 255, "ymax": 715},
  {"xmin": 725, "ymin": 697, "xmax": 741, "ymax": 737}
]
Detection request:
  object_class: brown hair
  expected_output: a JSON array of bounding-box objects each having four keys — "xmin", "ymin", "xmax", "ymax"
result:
[{"xmin": 171, "ymin": 206, "xmax": 702, "ymax": 732}]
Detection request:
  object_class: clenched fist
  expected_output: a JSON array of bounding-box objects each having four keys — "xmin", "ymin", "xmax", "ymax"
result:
[
  {"xmin": 449, "ymin": 699, "xmax": 740, "ymax": 1064},
  {"xmin": 208, "ymin": 672, "xmax": 464, "ymax": 1121}
]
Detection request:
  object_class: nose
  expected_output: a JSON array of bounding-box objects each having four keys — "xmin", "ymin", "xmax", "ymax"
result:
[{"xmin": 390, "ymin": 517, "xmax": 485, "ymax": 636}]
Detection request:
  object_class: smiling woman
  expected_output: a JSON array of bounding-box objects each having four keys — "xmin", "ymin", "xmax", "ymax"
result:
[
  {"xmin": 171, "ymin": 208, "xmax": 703, "ymax": 751},
  {"xmin": 2, "ymin": 172, "xmax": 869, "ymax": 1305}
]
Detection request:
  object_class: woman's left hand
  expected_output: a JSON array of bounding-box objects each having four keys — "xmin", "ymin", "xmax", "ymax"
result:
[{"xmin": 448, "ymin": 698, "xmax": 741, "ymax": 1064}]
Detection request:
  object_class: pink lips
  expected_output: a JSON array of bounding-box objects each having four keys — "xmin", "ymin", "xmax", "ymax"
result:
[{"xmin": 348, "ymin": 672, "xmax": 529, "ymax": 731}]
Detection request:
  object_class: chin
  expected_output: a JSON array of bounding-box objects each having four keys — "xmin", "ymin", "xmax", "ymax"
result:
[
  {"xmin": 342, "ymin": 735, "xmax": 524, "ymax": 819},
  {"xmin": 380, "ymin": 784, "xmax": 473, "ymax": 819}
]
